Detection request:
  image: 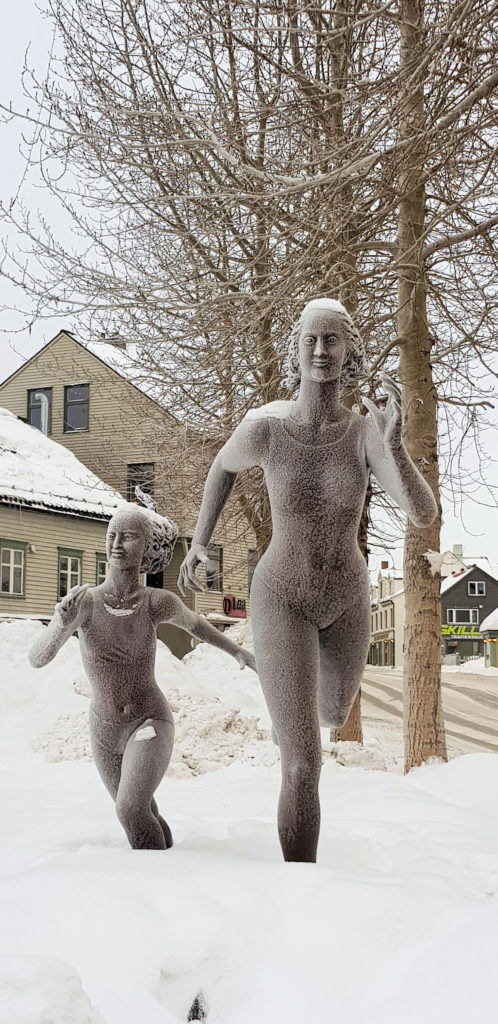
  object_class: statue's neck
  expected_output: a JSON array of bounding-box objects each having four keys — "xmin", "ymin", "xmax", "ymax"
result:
[
  {"xmin": 293, "ymin": 378, "xmax": 343, "ymax": 425},
  {"xmin": 105, "ymin": 565, "xmax": 142, "ymax": 598}
]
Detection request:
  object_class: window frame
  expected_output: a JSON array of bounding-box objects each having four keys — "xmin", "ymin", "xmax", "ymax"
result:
[
  {"xmin": 205, "ymin": 543, "xmax": 223, "ymax": 593},
  {"xmin": 95, "ymin": 552, "xmax": 108, "ymax": 586},
  {"xmin": 27, "ymin": 387, "xmax": 53, "ymax": 435},
  {"xmin": 126, "ymin": 462, "xmax": 155, "ymax": 502},
  {"xmin": 63, "ymin": 383, "xmax": 90, "ymax": 433},
  {"xmin": 446, "ymin": 607, "xmax": 479, "ymax": 625},
  {"xmin": 0, "ymin": 539, "xmax": 27, "ymax": 598},
  {"xmin": 468, "ymin": 580, "xmax": 486, "ymax": 597},
  {"xmin": 57, "ymin": 547, "xmax": 83, "ymax": 599}
]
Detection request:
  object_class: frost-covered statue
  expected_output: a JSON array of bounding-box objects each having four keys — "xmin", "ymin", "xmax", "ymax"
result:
[
  {"xmin": 29, "ymin": 501, "xmax": 255, "ymax": 850},
  {"xmin": 179, "ymin": 298, "xmax": 437, "ymax": 863}
]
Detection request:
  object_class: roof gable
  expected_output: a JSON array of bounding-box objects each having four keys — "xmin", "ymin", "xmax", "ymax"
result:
[
  {"xmin": 0, "ymin": 330, "xmax": 177, "ymax": 423},
  {"xmin": 441, "ymin": 564, "xmax": 498, "ymax": 595}
]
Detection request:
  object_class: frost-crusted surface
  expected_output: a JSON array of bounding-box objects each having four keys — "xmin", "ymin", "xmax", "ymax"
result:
[{"xmin": 244, "ymin": 399, "xmax": 294, "ymax": 421}]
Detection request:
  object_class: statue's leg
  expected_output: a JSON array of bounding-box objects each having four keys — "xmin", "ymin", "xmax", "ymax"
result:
[
  {"xmin": 115, "ymin": 718, "xmax": 175, "ymax": 850},
  {"xmin": 151, "ymin": 796, "xmax": 173, "ymax": 848},
  {"xmin": 89, "ymin": 712, "xmax": 122, "ymax": 800},
  {"xmin": 251, "ymin": 577, "xmax": 322, "ymax": 863},
  {"xmin": 317, "ymin": 599, "xmax": 370, "ymax": 728}
]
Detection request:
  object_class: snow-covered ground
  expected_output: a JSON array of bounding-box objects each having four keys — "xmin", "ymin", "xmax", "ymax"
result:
[{"xmin": 2, "ymin": 619, "xmax": 498, "ymax": 1023}]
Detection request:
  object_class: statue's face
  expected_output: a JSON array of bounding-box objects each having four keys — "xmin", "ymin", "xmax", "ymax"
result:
[
  {"xmin": 106, "ymin": 509, "xmax": 148, "ymax": 571},
  {"xmin": 298, "ymin": 309, "xmax": 347, "ymax": 384}
]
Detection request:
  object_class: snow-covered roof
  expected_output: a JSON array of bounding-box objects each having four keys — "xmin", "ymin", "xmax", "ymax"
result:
[
  {"xmin": 440, "ymin": 563, "xmax": 498, "ymax": 593},
  {"xmin": 440, "ymin": 566, "xmax": 474, "ymax": 594},
  {"xmin": 480, "ymin": 608, "xmax": 498, "ymax": 632},
  {"xmin": 0, "ymin": 407, "xmax": 123, "ymax": 519}
]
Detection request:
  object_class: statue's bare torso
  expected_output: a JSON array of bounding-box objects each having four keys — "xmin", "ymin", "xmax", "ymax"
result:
[{"xmin": 78, "ymin": 587, "xmax": 170, "ymax": 724}]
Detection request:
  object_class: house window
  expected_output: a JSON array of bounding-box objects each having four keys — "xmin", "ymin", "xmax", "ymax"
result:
[
  {"xmin": 58, "ymin": 549, "xmax": 82, "ymax": 598},
  {"xmin": 27, "ymin": 388, "xmax": 52, "ymax": 434},
  {"xmin": 64, "ymin": 384, "xmax": 89, "ymax": 432},
  {"xmin": 127, "ymin": 463, "xmax": 155, "ymax": 501},
  {"xmin": 390, "ymin": 607, "xmax": 394, "ymax": 627},
  {"xmin": 1, "ymin": 540, "xmax": 26, "ymax": 596},
  {"xmin": 206, "ymin": 544, "xmax": 222, "ymax": 591},
  {"xmin": 447, "ymin": 608, "xmax": 479, "ymax": 625},
  {"xmin": 468, "ymin": 581, "xmax": 486, "ymax": 596},
  {"xmin": 96, "ymin": 553, "xmax": 108, "ymax": 586}
]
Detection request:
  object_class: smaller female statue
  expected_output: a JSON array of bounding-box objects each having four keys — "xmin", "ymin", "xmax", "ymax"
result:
[
  {"xmin": 179, "ymin": 298, "xmax": 437, "ymax": 863},
  {"xmin": 29, "ymin": 501, "xmax": 255, "ymax": 850}
]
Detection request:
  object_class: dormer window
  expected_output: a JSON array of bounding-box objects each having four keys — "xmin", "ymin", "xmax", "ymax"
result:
[
  {"xmin": 64, "ymin": 384, "xmax": 89, "ymax": 432},
  {"xmin": 27, "ymin": 388, "xmax": 52, "ymax": 434}
]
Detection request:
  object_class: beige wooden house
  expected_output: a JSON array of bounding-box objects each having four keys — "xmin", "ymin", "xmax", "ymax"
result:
[
  {"xmin": 0, "ymin": 406, "xmax": 121, "ymax": 619},
  {"xmin": 0, "ymin": 331, "xmax": 255, "ymax": 650}
]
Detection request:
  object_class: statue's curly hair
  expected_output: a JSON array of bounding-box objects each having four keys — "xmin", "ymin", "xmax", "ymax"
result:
[
  {"xmin": 131, "ymin": 488, "xmax": 178, "ymax": 574},
  {"xmin": 284, "ymin": 298, "xmax": 367, "ymax": 391}
]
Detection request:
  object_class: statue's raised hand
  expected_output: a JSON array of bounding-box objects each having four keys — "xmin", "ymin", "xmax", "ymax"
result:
[
  {"xmin": 177, "ymin": 543, "xmax": 208, "ymax": 596},
  {"xmin": 55, "ymin": 583, "xmax": 90, "ymax": 627},
  {"xmin": 234, "ymin": 648, "xmax": 257, "ymax": 673},
  {"xmin": 361, "ymin": 374, "xmax": 402, "ymax": 452}
]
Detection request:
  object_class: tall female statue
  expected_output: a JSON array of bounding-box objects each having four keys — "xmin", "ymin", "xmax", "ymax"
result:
[{"xmin": 179, "ymin": 298, "xmax": 437, "ymax": 863}]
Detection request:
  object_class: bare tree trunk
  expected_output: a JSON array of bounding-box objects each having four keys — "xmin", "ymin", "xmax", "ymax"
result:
[{"xmin": 397, "ymin": 0, "xmax": 447, "ymax": 771}]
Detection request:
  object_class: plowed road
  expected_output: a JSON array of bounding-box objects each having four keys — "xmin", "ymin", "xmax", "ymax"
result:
[{"xmin": 362, "ymin": 666, "xmax": 498, "ymax": 754}]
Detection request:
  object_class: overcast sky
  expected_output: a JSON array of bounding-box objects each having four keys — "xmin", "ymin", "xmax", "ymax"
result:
[{"xmin": 1, "ymin": 2, "xmax": 496, "ymax": 575}]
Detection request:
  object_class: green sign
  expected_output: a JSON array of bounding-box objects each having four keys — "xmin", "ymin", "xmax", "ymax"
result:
[{"xmin": 441, "ymin": 624, "xmax": 483, "ymax": 639}]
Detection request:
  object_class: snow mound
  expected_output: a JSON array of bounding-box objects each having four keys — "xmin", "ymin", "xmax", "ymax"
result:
[
  {"xmin": 33, "ymin": 692, "xmax": 277, "ymax": 774},
  {"xmin": 33, "ymin": 712, "xmax": 93, "ymax": 763},
  {"xmin": 166, "ymin": 689, "xmax": 277, "ymax": 777},
  {"xmin": 443, "ymin": 655, "xmax": 498, "ymax": 675},
  {"xmin": 0, "ymin": 955, "xmax": 104, "ymax": 1024}
]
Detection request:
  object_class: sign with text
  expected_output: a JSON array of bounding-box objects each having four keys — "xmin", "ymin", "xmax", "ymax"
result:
[
  {"xmin": 223, "ymin": 594, "xmax": 247, "ymax": 619},
  {"xmin": 441, "ymin": 625, "xmax": 483, "ymax": 639}
]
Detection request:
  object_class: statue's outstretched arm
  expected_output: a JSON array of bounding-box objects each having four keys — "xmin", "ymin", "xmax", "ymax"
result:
[
  {"xmin": 151, "ymin": 590, "xmax": 256, "ymax": 671},
  {"xmin": 178, "ymin": 415, "xmax": 269, "ymax": 594},
  {"xmin": 28, "ymin": 584, "xmax": 91, "ymax": 668},
  {"xmin": 363, "ymin": 375, "xmax": 438, "ymax": 529}
]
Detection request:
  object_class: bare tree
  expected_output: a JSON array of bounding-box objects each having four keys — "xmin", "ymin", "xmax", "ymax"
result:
[{"xmin": 2, "ymin": 0, "xmax": 498, "ymax": 763}]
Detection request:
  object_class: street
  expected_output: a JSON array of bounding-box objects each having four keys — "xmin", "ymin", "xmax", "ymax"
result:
[{"xmin": 362, "ymin": 666, "xmax": 498, "ymax": 754}]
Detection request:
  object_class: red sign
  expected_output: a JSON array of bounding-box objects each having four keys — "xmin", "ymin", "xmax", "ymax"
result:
[{"xmin": 223, "ymin": 594, "xmax": 247, "ymax": 619}]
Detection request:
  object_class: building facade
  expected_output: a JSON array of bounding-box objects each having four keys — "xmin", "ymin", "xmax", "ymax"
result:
[
  {"xmin": 368, "ymin": 572, "xmax": 403, "ymax": 667},
  {"xmin": 372, "ymin": 555, "xmax": 498, "ymax": 669},
  {"xmin": 0, "ymin": 331, "xmax": 255, "ymax": 646},
  {"xmin": 440, "ymin": 565, "xmax": 498, "ymax": 661},
  {"xmin": 0, "ymin": 407, "xmax": 121, "ymax": 619}
]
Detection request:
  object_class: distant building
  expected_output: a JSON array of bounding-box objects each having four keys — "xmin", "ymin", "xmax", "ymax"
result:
[
  {"xmin": 0, "ymin": 407, "xmax": 121, "ymax": 619},
  {"xmin": 480, "ymin": 608, "xmax": 498, "ymax": 667},
  {"xmin": 0, "ymin": 330, "xmax": 255, "ymax": 651},
  {"xmin": 370, "ymin": 546, "xmax": 498, "ymax": 668},
  {"xmin": 440, "ymin": 565, "xmax": 498, "ymax": 661},
  {"xmin": 368, "ymin": 571, "xmax": 403, "ymax": 666}
]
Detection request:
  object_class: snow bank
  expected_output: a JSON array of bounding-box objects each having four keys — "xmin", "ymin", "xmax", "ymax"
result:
[
  {"xmin": 4, "ymin": 623, "xmax": 498, "ymax": 1022},
  {"xmin": 0, "ymin": 619, "xmax": 277, "ymax": 775},
  {"xmin": 443, "ymin": 655, "xmax": 498, "ymax": 675},
  {"xmin": 0, "ymin": 956, "xmax": 104, "ymax": 1024}
]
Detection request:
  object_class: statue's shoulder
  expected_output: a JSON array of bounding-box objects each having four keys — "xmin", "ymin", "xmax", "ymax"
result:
[{"xmin": 243, "ymin": 400, "xmax": 294, "ymax": 423}]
